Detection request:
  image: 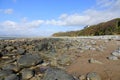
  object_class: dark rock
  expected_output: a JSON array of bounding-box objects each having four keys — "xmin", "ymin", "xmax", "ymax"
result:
[
  {"xmin": 17, "ymin": 54, "xmax": 43, "ymax": 68},
  {"xmin": 21, "ymin": 68, "xmax": 34, "ymax": 80},
  {"xmin": 0, "ymin": 70, "xmax": 13, "ymax": 79},
  {"xmin": 42, "ymin": 68, "xmax": 75, "ymax": 80},
  {"xmin": 2, "ymin": 64, "xmax": 20, "ymax": 72},
  {"xmin": 0, "ymin": 53, "xmax": 3, "ymax": 58},
  {"xmin": 4, "ymin": 74, "xmax": 19, "ymax": 80}
]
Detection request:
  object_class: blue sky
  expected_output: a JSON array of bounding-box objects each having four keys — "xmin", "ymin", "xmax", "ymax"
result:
[{"xmin": 0, "ymin": 0, "xmax": 120, "ymax": 37}]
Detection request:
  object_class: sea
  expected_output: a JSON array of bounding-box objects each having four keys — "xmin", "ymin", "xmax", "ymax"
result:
[{"xmin": 0, "ymin": 37, "xmax": 17, "ymax": 40}]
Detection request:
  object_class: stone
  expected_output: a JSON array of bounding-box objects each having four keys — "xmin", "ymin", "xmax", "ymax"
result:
[
  {"xmin": 87, "ymin": 72, "xmax": 101, "ymax": 80},
  {"xmin": 17, "ymin": 48, "xmax": 25, "ymax": 55},
  {"xmin": 30, "ymin": 75, "xmax": 42, "ymax": 80},
  {"xmin": 108, "ymin": 55, "xmax": 119, "ymax": 60},
  {"xmin": 58, "ymin": 54, "xmax": 72, "ymax": 66},
  {"xmin": 42, "ymin": 68, "xmax": 75, "ymax": 80},
  {"xmin": 5, "ymin": 46, "xmax": 14, "ymax": 51},
  {"xmin": 90, "ymin": 47, "xmax": 96, "ymax": 51},
  {"xmin": 112, "ymin": 51, "xmax": 120, "ymax": 57},
  {"xmin": 17, "ymin": 54, "xmax": 43, "ymax": 68},
  {"xmin": 2, "ymin": 64, "xmax": 20, "ymax": 72},
  {"xmin": 89, "ymin": 58, "xmax": 103, "ymax": 64},
  {"xmin": 0, "ymin": 70, "xmax": 13, "ymax": 79},
  {"xmin": 21, "ymin": 68, "xmax": 34, "ymax": 80},
  {"xmin": 79, "ymin": 75, "xmax": 86, "ymax": 80},
  {"xmin": 4, "ymin": 74, "xmax": 19, "ymax": 80}
]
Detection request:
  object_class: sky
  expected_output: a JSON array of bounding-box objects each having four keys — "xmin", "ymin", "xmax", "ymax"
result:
[{"xmin": 0, "ymin": 0, "xmax": 120, "ymax": 37}]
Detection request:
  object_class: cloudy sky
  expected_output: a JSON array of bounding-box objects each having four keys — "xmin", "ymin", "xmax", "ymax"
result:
[{"xmin": 0, "ymin": 0, "xmax": 120, "ymax": 37}]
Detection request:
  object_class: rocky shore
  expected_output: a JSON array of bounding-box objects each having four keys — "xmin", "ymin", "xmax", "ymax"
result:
[{"xmin": 0, "ymin": 36, "xmax": 120, "ymax": 80}]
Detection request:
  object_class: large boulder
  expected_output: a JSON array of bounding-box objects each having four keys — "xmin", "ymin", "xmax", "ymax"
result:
[
  {"xmin": 42, "ymin": 68, "xmax": 75, "ymax": 80},
  {"xmin": 17, "ymin": 54, "xmax": 43, "ymax": 68}
]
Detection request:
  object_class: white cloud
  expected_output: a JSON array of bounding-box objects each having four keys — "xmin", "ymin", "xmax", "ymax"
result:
[
  {"xmin": 4, "ymin": 9, "xmax": 13, "ymax": 14},
  {"xmin": 96, "ymin": 0, "xmax": 115, "ymax": 8},
  {"xmin": 45, "ymin": 0, "xmax": 120, "ymax": 26},
  {"xmin": 0, "ymin": 20, "xmax": 44, "ymax": 36},
  {"xmin": 0, "ymin": 9, "xmax": 13, "ymax": 14},
  {"xmin": 26, "ymin": 20, "xmax": 44, "ymax": 28},
  {"xmin": 2, "ymin": 21, "xmax": 17, "ymax": 28}
]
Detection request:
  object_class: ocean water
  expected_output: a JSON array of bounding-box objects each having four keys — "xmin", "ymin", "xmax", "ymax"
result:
[{"xmin": 0, "ymin": 37, "xmax": 16, "ymax": 40}]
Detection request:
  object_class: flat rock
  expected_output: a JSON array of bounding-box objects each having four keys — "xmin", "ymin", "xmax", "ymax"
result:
[
  {"xmin": 108, "ymin": 55, "xmax": 119, "ymax": 60},
  {"xmin": 42, "ymin": 68, "xmax": 75, "ymax": 80},
  {"xmin": 17, "ymin": 54, "xmax": 43, "ymax": 68},
  {"xmin": 112, "ymin": 51, "xmax": 120, "ymax": 57}
]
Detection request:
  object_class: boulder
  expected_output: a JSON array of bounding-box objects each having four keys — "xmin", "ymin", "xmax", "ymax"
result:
[
  {"xmin": 42, "ymin": 68, "xmax": 75, "ymax": 80},
  {"xmin": 17, "ymin": 54, "xmax": 43, "ymax": 68}
]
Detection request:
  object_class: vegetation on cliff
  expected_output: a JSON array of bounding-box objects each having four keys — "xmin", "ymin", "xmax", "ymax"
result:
[{"xmin": 53, "ymin": 18, "xmax": 120, "ymax": 37}]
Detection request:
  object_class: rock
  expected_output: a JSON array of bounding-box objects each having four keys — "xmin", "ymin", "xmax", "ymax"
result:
[
  {"xmin": 17, "ymin": 48, "xmax": 25, "ymax": 55},
  {"xmin": 58, "ymin": 54, "xmax": 72, "ymax": 66},
  {"xmin": 4, "ymin": 74, "xmax": 19, "ymax": 80},
  {"xmin": 39, "ymin": 66, "xmax": 48, "ymax": 73},
  {"xmin": 30, "ymin": 75, "xmax": 42, "ymax": 80},
  {"xmin": 35, "ymin": 42, "xmax": 48, "ymax": 51},
  {"xmin": 42, "ymin": 68, "xmax": 75, "ymax": 80},
  {"xmin": 0, "ymin": 53, "xmax": 3, "ymax": 57},
  {"xmin": 108, "ymin": 55, "xmax": 119, "ymax": 60},
  {"xmin": 112, "ymin": 50, "xmax": 120, "ymax": 57},
  {"xmin": 2, "ymin": 64, "xmax": 20, "ymax": 72},
  {"xmin": 79, "ymin": 75, "xmax": 86, "ymax": 80},
  {"xmin": 5, "ymin": 46, "xmax": 14, "ymax": 51},
  {"xmin": 0, "ymin": 70, "xmax": 13, "ymax": 79},
  {"xmin": 89, "ymin": 58, "xmax": 103, "ymax": 64},
  {"xmin": 87, "ymin": 72, "xmax": 101, "ymax": 80},
  {"xmin": 17, "ymin": 54, "xmax": 43, "ymax": 68},
  {"xmin": 90, "ymin": 47, "xmax": 96, "ymax": 51},
  {"xmin": 21, "ymin": 68, "xmax": 34, "ymax": 80}
]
